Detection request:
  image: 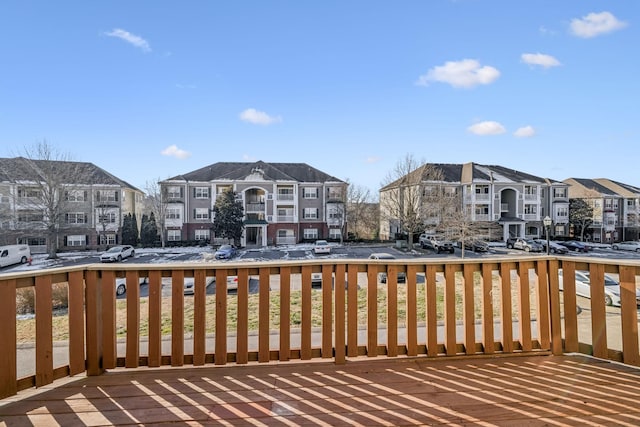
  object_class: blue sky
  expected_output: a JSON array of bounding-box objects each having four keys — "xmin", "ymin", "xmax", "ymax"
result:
[{"xmin": 1, "ymin": 1, "xmax": 637, "ymax": 196}]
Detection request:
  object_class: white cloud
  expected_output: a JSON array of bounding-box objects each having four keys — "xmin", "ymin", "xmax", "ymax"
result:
[
  {"xmin": 161, "ymin": 145, "xmax": 191, "ymax": 159},
  {"xmin": 416, "ymin": 59, "xmax": 500, "ymax": 88},
  {"xmin": 514, "ymin": 126, "xmax": 536, "ymax": 138},
  {"xmin": 521, "ymin": 53, "xmax": 561, "ymax": 69},
  {"xmin": 365, "ymin": 156, "xmax": 380, "ymax": 164},
  {"xmin": 468, "ymin": 121, "xmax": 506, "ymax": 136},
  {"xmin": 570, "ymin": 11, "xmax": 627, "ymax": 38},
  {"xmin": 239, "ymin": 108, "xmax": 282, "ymax": 125},
  {"xmin": 242, "ymin": 154, "xmax": 257, "ymax": 161},
  {"xmin": 104, "ymin": 28, "xmax": 151, "ymax": 52}
]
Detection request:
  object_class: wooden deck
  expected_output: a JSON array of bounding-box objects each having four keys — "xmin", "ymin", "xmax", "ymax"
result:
[{"xmin": 2, "ymin": 354, "xmax": 640, "ymax": 426}]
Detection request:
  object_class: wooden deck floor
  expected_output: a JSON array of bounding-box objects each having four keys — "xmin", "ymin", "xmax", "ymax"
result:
[{"xmin": 2, "ymin": 354, "xmax": 640, "ymax": 426}]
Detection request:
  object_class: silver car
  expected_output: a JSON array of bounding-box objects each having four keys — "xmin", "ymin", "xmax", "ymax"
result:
[
  {"xmin": 558, "ymin": 269, "xmax": 640, "ymax": 306},
  {"xmin": 612, "ymin": 241, "xmax": 640, "ymax": 252},
  {"xmin": 100, "ymin": 245, "xmax": 135, "ymax": 262}
]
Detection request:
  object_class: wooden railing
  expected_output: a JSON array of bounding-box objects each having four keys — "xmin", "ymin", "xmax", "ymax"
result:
[{"xmin": 1, "ymin": 256, "xmax": 639, "ymax": 400}]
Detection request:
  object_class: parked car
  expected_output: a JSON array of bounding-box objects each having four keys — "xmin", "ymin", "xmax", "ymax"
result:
[
  {"xmin": 456, "ymin": 240, "xmax": 489, "ymax": 252},
  {"xmin": 419, "ymin": 234, "xmax": 455, "ymax": 254},
  {"xmin": 183, "ymin": 276, "xmax": 219, "ymax": 294},
  {"xmin": 558, "ymin": 269, "xmax": 640, "ymax": 307},
  {"xmin": 612, "ymin": 241, "xmax": 640, "ymax": 252},
  {"xmin": 506, "ymin": 238, "xmax": 543, "ymax": 252},
  {"xmin": 558, "ymin": 240, "xmax": 590, "ymax": 253},
  {"xmin": 115, "ymin": 276, "xmax": 148, "ymax": 296},
  {"xmin": 214, "ymin": 244, "xmax": 238, "ymax": 260},
  {"xmin": 532, "ymin": 239, "xmax": 569, "ymax": 254},
  {"xmin": 100, "ymin": 245, "xmax": 135, "ymax": 262},
  {"xmin": 313, "ymin": 240, "xmax": 331, "ymax": 255},
  {"xmin": 369, "ymin": 253, "xmax": 407, "ymax": 283}
]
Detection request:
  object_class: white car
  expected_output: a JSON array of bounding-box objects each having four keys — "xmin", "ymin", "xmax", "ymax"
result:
[
  {"xmin": 100, "ymin": 245, "xmax": 135, "ymax": 263},
  {"xmin": 612, "ymin": 241, "xmax": 640, "ymax": 252},
  {"xmin": 313, "ymin": 240, "xmax": 331, "ymax": 255},
  {"xmin": 558, "ymin": 269, "xmax": 640, "ymax": 307},
  {"xmin": 115, "ymin": 276, "xmax": 148, "ymax": 296}
]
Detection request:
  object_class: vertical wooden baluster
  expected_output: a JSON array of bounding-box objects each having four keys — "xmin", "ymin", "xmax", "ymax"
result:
[
  {"xmin": 35, "ymin": 275, "xmax": 53, "ymax": 387},
  {"xmin": 236, "ymin": 269, "xmax": 249, "ymax": 364},
  {"xmin": 147, "ymin": 270, "xmax": 162, "ymax": 367},
  {"xmin": 367, "ymin": 264, "xmax": 378, "ymax": 357},
  {"xmin": 481, "ymin": 263, "xmax": 495, "ymax": 354},
  {"xmin": 215, "ymin": 268, "xmax": 227, "ymax": 365},
  {"xmin": 193, "ymin": 269, "xmax": 207, "ymax": 366},
  {"xmin": 334, "ymin": 264, "xmax": 346, "ymax": 364},
  {"xmin": 280, "ymin": 266, "xmax": 291, "ymax": 362},
  {"xmin": 68, "ymin": 271, "xmax": 85, "ymax": 375},
  {"xmin": 171, "ymin": 270, "xmax": 184, "ymax": 366},
  {"xmin": 258, "ymin": 267, "xmax": 270, "ymax": 363},
  {"xmin": 0, "ymin": 278, "xmax": 17, "ymax": 398},
  {"xmin": 518, "ymin": 262, "xmax": 532, "ymax": 352},
  {"xmin": 406, "ymin": 265, "xmax": 417, "ymax": 357},
  {"xmin": 101, "ymin": 270, "xmax": 116, "ymax": 369},
  {"xmin": 125, "ymin": 270, "xmax": 140, "ymax": 368}
]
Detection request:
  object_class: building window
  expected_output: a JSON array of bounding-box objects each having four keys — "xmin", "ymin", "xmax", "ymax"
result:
[
  {"xmin": 553, "ymin": 188, "xmax": 567, "ymax": 198},
  {"xmin": 194, "ymin": 208, "xmax": 209, "ymax": 220},
  {"xmin": 99, "ymin": 234, "xmax": 116, "ymax": 245},
  {"xmin": 303, "ymin": 188, "xmax": 318, "ymax": 199},
  {"xmin": 524, "ymin": 204, "xmax": 537, "ymax": 215},
  {"xmin": 556, "ymin": 207, "xmax": 568, "ymax": 218},
  {"xmin": 167, "ymin": 186, "xmax": 182, "ymax": 199},
  {"xmin": 195, "ymin": 229, "xmax": 210, "ymax": 241},
  {"xmin": 194, "ymin": 187, "xmax": 210, "ymax": 199},
  {"xmin": 97, "ymin": 212, "xmax": 117, "ymax": 223},
  {"xmin": 66, "ymin": 212, "xmax": 87, "ymax": 224},
  {"xmin": 18, "ymin": 212, "xmax": 44, "ymax": 222},
  {"xmin": 166, "ymin": 207, "xmax": 181, "ymax": 219},
  {"xmin": 277, "ymin": 188, "xmax": 294, "ymax": 200},
  {"xmin": 167, "ymin": 230, "xmax": 181, "ymax": 241},
  {"xmin": 475, "ymin": 185, "xmax": 489, "ymax": 194},
  {"xmin": 96, "ymin": 190, "xmax": 118, "ymax": 202},
  {"xmin": 554, "ymin": 225, "xmax": 565, "ymax": 236},
  {"xmin": 303, "ymin": 208, "xmax": 319, "ymax": 219},
  {"xmin": 327, "ymin": 187, "xmax": 343, "ymax": 200},
  {"xmin": 328, "ymin": 207, "xmax": 342, "ymax": 220},
  {"xmin": 65, "ymin": 190, "xmax": 87, "ymax": 202},
  {"xmin": 329, "ymin": 228, "xmax": 341, "ymax": 239},
  {"xmin": 303, "ymin": 228, "xmax": 318, "ymax": 239},
  {"xmin": 66, "ymin": 235, "xmax": 86, "ymax": 247},
  {"xmin": 18, "ymin": 188, "xmax": 41, "ymax": 198},
  {"xmin": 475, "ymin": 205, "xmax": 489, "ymax": 215},
  {"xmin": 18, "ymin": 237, "xmax": 46, "ymax": 246}
]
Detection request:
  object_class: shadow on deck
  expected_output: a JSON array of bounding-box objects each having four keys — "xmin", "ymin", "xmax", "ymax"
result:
[{"xmin": 2, "ymin": 354, "xmax": 640, "ymax": 425}]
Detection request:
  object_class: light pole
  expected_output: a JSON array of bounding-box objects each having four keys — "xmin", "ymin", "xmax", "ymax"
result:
[{"xmin": 543, "ymin": 216, "xmax": 552, "ymax": 255}]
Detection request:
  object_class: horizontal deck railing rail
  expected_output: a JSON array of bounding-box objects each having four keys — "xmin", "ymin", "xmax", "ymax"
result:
[{"xmin": 1, "ymin": 256, "xmax": 639, "ymax": 400}]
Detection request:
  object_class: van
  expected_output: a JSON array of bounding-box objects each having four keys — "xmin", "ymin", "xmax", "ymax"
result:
[{"xmin": 0, "ymin": 244, "xmax": 32, "ymax": 268}]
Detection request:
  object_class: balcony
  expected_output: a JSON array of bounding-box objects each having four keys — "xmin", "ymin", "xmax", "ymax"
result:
[
  {"xmin": 2, "ymin": 257, "xmax": 640, "ymax": 423},
  {"xmin": 245, "ymin": 202, "xmax": 265, "ymax": 213}
]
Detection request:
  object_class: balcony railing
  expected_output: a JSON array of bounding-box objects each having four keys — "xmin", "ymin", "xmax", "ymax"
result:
[
  {"xmin": 2, "ymin": 256, "xmax": 640, "ymax": 401},
  {"xmin": 245, "ymin": 202, "xmax": 265, "ymax": 212}
]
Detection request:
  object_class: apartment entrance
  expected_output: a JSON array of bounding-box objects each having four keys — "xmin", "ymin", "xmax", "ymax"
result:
[{"xmin": 245, "ymin": 225, "xmax": 265, "ymax": 247}]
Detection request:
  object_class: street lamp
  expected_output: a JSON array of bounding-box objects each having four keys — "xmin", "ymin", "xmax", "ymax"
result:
[{"xmin": 543, "ymin": 216, "xmax": 552, "ymax": 255}]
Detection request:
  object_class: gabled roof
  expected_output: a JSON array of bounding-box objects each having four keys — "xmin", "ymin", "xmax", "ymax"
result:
[
  {"xmin": 564, "ymin": 178, "xmax": 618, "ymax": 196},
  {"xmin": 164, "ymin": 161, "xmax": 345, "ymax": 184},
  {"xmin": 381, "ymin": 162, "xmax": 561, "ymax": 191},
  {"xmin": 594, "ymin": 178, "xmax": 640, "ymax": 198},
  {"xmin": 0, "ymin": 157, "xmax": 141, "ymax": 191}
]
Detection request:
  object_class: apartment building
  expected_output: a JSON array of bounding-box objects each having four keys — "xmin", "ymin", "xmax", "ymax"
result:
[
  {"xmin": 564, "ymin": 178, "xmax": 640, "ymax": 243},
  {"xmin": 380, "ymin": 162, "xmax": 569, "ymax": 241},
  {"xmin": 0, "ymin": 157, "xmax": 143, "ymax": 253},
  {"xmin": 159, "ymin": 161, "xmax": 347, "ymax": 247}
]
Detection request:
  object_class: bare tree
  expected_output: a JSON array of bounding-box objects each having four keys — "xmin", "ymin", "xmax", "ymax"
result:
[
  {"xmin": 379, "ymin": 154, "xmax": 445, "ymax": 246},
  {"xmin": 145, "ymin": 179, "xmax": 169, "ymax": 248},
  {"xmin": 4, "ymin": 141, "xmax": 92, "ymax": 258},
  {"xmin": 346, "ymin": 180, "xmax": 376, "ymax": 240}
]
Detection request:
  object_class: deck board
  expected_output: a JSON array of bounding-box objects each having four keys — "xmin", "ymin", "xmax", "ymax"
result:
[{"xmin": 2, "ymin": 354, "xmax": 640, "ymax": 426}]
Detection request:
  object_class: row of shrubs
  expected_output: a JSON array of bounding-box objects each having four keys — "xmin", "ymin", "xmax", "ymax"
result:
[{"xmin": 17, "ymin": 284, "xmax": 69, "ymax": 315}]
